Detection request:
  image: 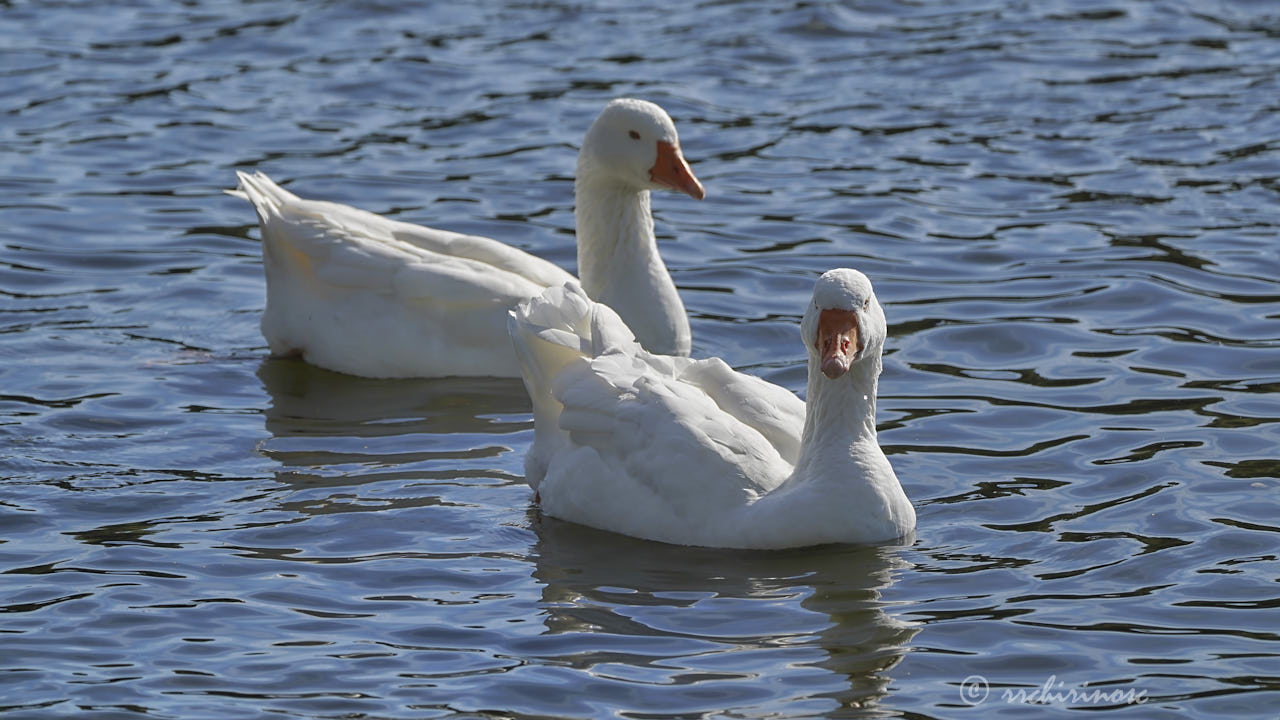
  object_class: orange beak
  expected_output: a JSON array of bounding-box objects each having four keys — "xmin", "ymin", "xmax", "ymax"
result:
[
  {"xmin": 816, "ymin": 308, "xmax": 862, "ymax": 380},
  {"xmin": 650, "ymin": 140, "xmax": 705, "ymax": 200}
]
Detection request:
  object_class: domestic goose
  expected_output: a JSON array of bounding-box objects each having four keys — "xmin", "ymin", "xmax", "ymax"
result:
[
  {"xmin": 508, "ymin": 268, "xmax": 915, "ymax": 549},
  {"xmin": 229, "ymin": 98, "xmax": 704, "ymax": 378}
]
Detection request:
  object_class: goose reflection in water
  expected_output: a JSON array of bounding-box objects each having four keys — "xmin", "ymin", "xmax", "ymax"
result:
[
  {"xmin": 255, "ymin": 356, "xmax": 531, "ymax": 517},
  {"xmin": 529, "ymin": 516, "xmax": 919, "ymax": 714}
]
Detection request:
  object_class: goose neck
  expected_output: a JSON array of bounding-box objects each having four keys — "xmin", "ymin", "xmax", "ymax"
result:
[
  {"xmin": 796, "ymin": 358, "xmax": 882, "ymax": 470},
  {"xmin": 574, "ymin": 171, "xmax": 657, "ymax": 297}
]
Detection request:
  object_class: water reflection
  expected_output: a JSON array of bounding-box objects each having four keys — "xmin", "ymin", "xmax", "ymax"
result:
[
  {"xmin": 530, "ymin": 517, "xmax": 919, "ymax": 714},
  {"xmin": 256, "ymin": 356, "xmax": 531, "ymax": 480},
  {"xmin": 257, "ymin": 356, "xmax": 531, "ymax": 438},
  {"xmin": 248, "ymin": 357, "xmax": 534, "ymax": 556}
]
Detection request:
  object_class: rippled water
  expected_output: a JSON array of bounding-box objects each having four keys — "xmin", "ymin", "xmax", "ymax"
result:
[{"xmin": 3, "ymin": 1, "xmax": 1279, "ymax": 717}]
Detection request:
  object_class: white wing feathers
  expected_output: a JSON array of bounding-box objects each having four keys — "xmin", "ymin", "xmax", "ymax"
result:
[
  {"xmin": 677, "ymin": 358, "xmax": 806, "ymax": 465},
  {"xmin": 509, "ymin": 284, "xmax": 800, "ymax": 519},
  {"xmin": 231, "ymin": 171, "xmax": 573, "ymax": 304}
]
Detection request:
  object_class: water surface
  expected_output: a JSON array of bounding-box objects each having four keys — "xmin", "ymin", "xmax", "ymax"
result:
[{"xmin": 2, "ymin": 1, "xmax": 1278, "ymax": 717}]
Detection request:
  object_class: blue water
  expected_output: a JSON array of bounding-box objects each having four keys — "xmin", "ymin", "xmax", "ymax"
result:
[{"xmin": 3, "ymin": 1, "xmax": 1278, "ymax": 717}]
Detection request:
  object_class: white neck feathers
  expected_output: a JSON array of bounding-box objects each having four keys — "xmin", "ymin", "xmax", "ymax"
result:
[{"xmin": 573, "ymin": 157, "xmax": 690, "ymax": 356}]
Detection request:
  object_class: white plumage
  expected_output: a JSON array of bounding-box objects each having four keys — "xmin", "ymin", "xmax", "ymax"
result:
[
  {"xmin": 509, "ymin": 269, "xmax": 916, "ymax": 549},
  {"xmin": 229, "ymin": 98, "xmax": 703, "ymax": 378}
]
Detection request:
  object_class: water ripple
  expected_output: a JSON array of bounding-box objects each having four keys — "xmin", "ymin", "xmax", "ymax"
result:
[{"xmin": 2, "ymin": 0, "xmax": 1279, "ymax": 718}]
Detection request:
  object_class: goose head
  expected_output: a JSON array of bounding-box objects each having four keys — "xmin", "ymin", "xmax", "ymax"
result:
[
  {"xmin": 800, "ymin": 269, "xmax": 887, "ymax": 381},
  {"xmin": 579, "ymin": 98, "xmax": 705, "ymax": 200}
]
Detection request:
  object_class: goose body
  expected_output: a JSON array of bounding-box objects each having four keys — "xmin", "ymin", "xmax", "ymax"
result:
[
  {"xmin": 508, "ymin": 269, "xmax": 915, "ymax": 549},
  {"xmin": 229, "ymin": 99, "xmax": 703, "ymax": 378}
]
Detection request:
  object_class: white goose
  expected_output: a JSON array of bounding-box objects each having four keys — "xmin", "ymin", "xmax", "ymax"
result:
[
  {"xmin": 508, "ymin": 268, "xmax": 915, "ymax": 549},
  {"xmin": 229, "ymin": 99, "xmax": 704, "ymax": 378}
]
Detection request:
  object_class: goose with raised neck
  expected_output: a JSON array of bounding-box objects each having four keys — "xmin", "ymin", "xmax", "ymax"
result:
[
  {"xmin": 228, "ymin": 98, "xmax": 703, "ymax": 378},
  {"xmin": 508, "ymin": 268, "xmax": 915, "ymax": 549}
]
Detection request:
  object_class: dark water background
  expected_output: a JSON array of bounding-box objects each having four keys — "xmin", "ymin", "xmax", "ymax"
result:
[{"xmin": 3, "ymin": 1, "xmax": 1279, "ymax": 717}]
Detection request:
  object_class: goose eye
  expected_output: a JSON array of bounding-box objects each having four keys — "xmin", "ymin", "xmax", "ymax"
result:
[
  {"xmin": 628, "ymin": 130, "xmax": 641, "ymax": 140},
  {"xmin": 863, "ymin": 298, "xmax": 870, "ymax": 309}
]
